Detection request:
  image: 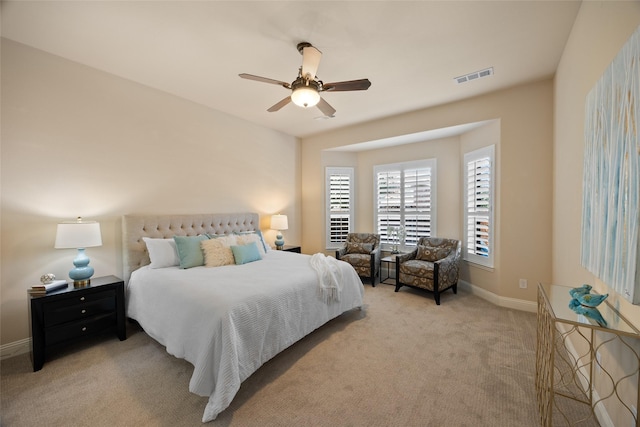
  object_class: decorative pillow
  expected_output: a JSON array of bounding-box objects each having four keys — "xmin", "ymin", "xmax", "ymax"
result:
[
  {"xmin": 212, "ymin": 234, "xmax": 237, "ymax": 246},
  {"xmin": 234, "ymin": 231, "xmax": 269, "ymax": 253},
  {"xmin": 416, "ymin": 245, "xmax": 446, "ymax": 262},
  {"xmin": 231, "ymin": 242, "xmax": 262, "ymax": 265},
  {"xmin": 173, "ymin": 235, "xmax": 209, "ymax": 269},
  {"xmin": 346, "ymin": 242, "xmax": 373, "ymax": 254},
  {"xmin": 201, "ymin": 237, "xmax": 236, "ymax": 267},
  {"xmin": 142, "ymin": 237, "xmax": 180, "ymax": 269},
  {"xmin": 235, "ymin": 232, "xmax": 267, "ymax": 256}
]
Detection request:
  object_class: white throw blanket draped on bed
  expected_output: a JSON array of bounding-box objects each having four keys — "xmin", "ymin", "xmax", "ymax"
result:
[{"xmin": 309, "ymin": 253, "xmax": 343, "ymax": 303}]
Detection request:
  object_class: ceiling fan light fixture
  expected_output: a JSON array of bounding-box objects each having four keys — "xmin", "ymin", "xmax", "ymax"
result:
[
  {"xmin": 239, "ymin": 41, "xmax": 370, "ymax": 115},
  {"xmin": 291, "ymin": 85, "xmax": 320, "ymax": 108}
]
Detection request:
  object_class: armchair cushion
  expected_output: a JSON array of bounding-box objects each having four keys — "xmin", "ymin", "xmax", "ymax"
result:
[
  {"xmin": 399, "ymin": 260, "xmax": 435, "ymax": 282},
  {"xmin": 340, "ymin": 253, "xmax": 372, "ymax": 270},
  {"xmin": 346, "ymin": 242, "xmax": 374, "ymax": 254},
  {"xmin": 416, "ymin": 244, "xmax": 451, "ymax": 262}
]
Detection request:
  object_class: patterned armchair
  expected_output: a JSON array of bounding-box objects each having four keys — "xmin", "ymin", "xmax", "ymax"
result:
[
  {"xmin": 335, "ymin": 233, "xmax": 381, "ymax": 286},
  {"xmin": 395, "ymin": 237, "xmax": 461, "ymax": 305}
]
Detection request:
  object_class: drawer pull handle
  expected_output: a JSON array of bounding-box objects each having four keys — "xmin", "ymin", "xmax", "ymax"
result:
[
  {"xmin": 82, "ymin": 327, "xmax": 87, "ymax": 332},
  {"xmin": 80, "ymin": 297, "xmax": 85, "ymax": 301},
  {"xmin": 81, "ymin": 309, "xmax": 86, "ymax": 314}
]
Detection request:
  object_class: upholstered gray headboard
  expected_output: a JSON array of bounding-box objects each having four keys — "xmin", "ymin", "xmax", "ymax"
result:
[{"xmin": 122, "ymin": 212, "xmax": 260, "ymax": 283}]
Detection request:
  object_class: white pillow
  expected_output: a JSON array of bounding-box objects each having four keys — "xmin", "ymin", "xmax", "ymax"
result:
[
  {"xmin": 235, "ymin": 232, "xmax": 268, "ymax": 255},
  {"xmin": 202, "ymin": 235, "xmax": 237, "ymax": 267},
  {"xmin": 143, "ymin": 237, "xmax": 180, "ymax": 269}
]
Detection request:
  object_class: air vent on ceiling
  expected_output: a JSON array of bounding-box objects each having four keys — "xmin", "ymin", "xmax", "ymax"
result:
[{"xmin": 454, "ymin": 67, "xmax": 494, "ymax": 84}]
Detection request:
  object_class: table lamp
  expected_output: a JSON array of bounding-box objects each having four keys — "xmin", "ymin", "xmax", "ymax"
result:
[
  {"xmin": 55, "ymin": 217, "xmax": 102, "ymax": 287},
  {"xmin": 270, "ymin": 214, "xmax": 288, "ymax": 250}
]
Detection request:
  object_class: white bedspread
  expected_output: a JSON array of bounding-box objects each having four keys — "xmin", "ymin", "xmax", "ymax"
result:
[{"xmin": 126, "ymin": 250, "xmax": 364, "ymax": 422}]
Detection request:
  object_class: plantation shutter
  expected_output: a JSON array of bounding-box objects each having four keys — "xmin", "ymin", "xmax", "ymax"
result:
[
  {"xmin": 327, "ymin": 169, "xmax": 353, "ymax": 245},
  {"xmin": 376, "ymin": 170, "xmax": 402, "ymax": 245},
  {"xmin": 375, "ymin": 159, "xmax": 436, "ymax": 248},
  {"xmin": 466, "ymin": 156, "xmax": 491, "ymax": 258},
  {"xmin": 403, "ymin": 168, "xmax": 432, "ymax": 245}
]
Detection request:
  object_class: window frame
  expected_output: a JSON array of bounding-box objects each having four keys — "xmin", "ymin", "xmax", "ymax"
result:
[
  {"xmin": 373, "ymin": 158, "xmax": 437, "ymax": 251},
  {"xmin": 325, "ymin": 167, "xmax": 355, "ymax": 250},
  {"xmin": 463, "ymin": 145, "xmax": 495, "ymax": 268}
]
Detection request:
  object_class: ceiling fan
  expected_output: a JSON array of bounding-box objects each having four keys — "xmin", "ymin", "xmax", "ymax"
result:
[{"xmin": 239, "ymin": 42, "xmax": 371, "ymax": 117}]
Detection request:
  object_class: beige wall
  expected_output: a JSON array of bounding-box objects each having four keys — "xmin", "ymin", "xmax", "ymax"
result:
[
  {"xmin": 302, "ymin": 79, "xmax": 553, "ymax": 303},
  {"xmin": 1, "ymin": 39, "xmax": 301, "ymax": 345},
  {"xmin": 554, "ymin": 5, "xmax": 640, "ymax": 425},
  {"xmin": 460, "ymin": 120, "xmax": 501, "ymax": 295},
  {"xmin": 354, "ymin": 135, "xmax": 462, "ymax": 239},
  {"xmin": 324, "ymin": 134, "xmax": 463, "ymax": 242},
  {"xmin": 554, "ymin": 2, "xmax": 640, "ymax": 327}
]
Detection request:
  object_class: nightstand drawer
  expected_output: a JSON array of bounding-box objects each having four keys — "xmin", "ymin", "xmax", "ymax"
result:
[
  {"xmin": 45, "ymin": 313, "xmax": 116, "ymax": 346},
  {"xmin": 44, "ymin": 295, "xmax": 116, "ymax": 326},
  {"xmin": 43, "ymin": 289, "xmax": 115, "ymax": 312}
]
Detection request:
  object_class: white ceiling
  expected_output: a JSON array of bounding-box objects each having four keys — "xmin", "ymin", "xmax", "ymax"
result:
[{"xmin": 1, "ymin": 1, "xmax": 581, "ymax": 138}]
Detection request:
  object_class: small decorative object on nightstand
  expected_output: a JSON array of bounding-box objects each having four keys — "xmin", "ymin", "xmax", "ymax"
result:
[
  {"xmin": 270, "ymin": 214, "xmax": 288, "ymax": 250},
  {"xmin": 282, "ymin": 245, "xmax": 301, "ymax": 253},
  {"xmin": 28, "ymin": 275, "xmax": 126, "ymax": 371}
]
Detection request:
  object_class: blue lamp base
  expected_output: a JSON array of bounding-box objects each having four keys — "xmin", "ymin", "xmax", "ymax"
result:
[
  {"xmin": 69, "ymin": 248, "xmax": 94, "ymax": 287},
  {"xmin": 275, "ymin": 233, "xmax": 284, "ymax": 250}
]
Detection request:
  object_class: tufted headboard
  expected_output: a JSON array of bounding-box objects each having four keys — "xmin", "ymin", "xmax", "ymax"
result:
[{"xmin": 122, "ymin": 212, "xmax": 260, "ymax": 283}]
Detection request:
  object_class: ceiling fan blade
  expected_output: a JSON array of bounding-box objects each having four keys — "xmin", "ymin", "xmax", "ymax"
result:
[
  {"xmin": 267, "ymin": 96, "xmax": 292, "ymax": 112},
  {"xmin": 239, "ymin": 73, "xmax": 291, "ymax": 89},
  {"xmin": 323, "ymin": 79, "xmax": 371, "ymax": 92},
  {"xmin": 301, "ymin": 46, "xmax": 322, "ymax": 80},
  {"xmin": 316, "ymin": 97, "xmax": 336, "ymax": 117}
]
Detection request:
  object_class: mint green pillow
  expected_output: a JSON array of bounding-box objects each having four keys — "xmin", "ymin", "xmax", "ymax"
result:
[
  {"xmin": 173, "ymin": 235, "xmax": 209, "ymax": 269},
  {"xmin": 231, "ymin": 242, "xmax": 262, "ymax": 265}
]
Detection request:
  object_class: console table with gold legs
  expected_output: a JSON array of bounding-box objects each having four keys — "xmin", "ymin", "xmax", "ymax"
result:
[{"xmin": 536, "ymin": 283, "xmax": 640, "ymax": 426}]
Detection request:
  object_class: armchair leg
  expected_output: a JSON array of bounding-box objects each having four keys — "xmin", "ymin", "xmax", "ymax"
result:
[
  {"xmin": 369, "ymin": 255, "xmax": 376, "ymax": 287},
  {"xmin": 433, "ymin": 263, "xmax": 441, "ymax": 305}
]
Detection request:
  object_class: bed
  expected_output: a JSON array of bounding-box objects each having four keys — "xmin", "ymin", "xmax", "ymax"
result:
[{"xmin": 122, "ymin": 213, "xmax": 365, "ymax": 422}]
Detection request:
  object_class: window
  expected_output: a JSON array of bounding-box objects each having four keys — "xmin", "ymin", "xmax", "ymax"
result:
[
  {"xmin": 464, "ymin": 145, "xmax": 494, "ymax": 268},
  {"xmin": 374, "ymin": 159, "xmax": 436, "ymax": 249},
  {"xmin": 325, "ymin": 167, "xmax": 354, "ymax": 249}
]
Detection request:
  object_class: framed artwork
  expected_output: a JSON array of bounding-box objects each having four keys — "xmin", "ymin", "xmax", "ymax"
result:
[{"xmin": 581, "ymin": 25, "xmax": 640, "ymax": 303}]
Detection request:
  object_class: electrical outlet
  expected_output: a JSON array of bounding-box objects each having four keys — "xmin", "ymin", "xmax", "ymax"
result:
[{"xmin": 519, "ymin": 279, "xmax": 527, "ymax": 289}]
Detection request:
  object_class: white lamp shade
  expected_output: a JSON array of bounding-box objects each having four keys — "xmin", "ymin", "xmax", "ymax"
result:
[
  {"xmin": 55, "ymin": 220, "xmax": 102, "ymax": 249},
  {"xmin": 291, "ymin": 86, "xmax": 320, "ymax": 108},
  {"xmin": 270, "ymin": 214, "xmax": 289, "ymax": 231}
]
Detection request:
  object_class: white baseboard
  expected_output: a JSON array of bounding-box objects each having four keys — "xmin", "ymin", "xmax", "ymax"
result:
[
  {"xmin": 1, "ymin": 337, "xmax": 31, "ymax": 360},
  {"xmin": 459, "ymin": 280, "xmax": 537, "ymax": 313}
]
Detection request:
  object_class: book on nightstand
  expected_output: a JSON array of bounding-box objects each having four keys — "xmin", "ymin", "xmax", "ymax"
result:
[{"xmin": 29, "ymin": 280, "xmax": 68, "ymax": 295}]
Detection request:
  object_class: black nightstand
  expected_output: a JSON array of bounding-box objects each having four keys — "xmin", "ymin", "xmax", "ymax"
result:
[
  {"xmin": 28, "ymin": 275, "xmax": 126, "ymax": 371},
  {"xmin": 281, "ymin": 245, "xmax": 301, "ymax": 253}
]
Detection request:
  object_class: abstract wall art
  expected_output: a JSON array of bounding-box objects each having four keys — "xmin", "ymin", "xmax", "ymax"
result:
[{"xmin": 582, "ymin": 25, "xmax": 640, "ymax": 304}]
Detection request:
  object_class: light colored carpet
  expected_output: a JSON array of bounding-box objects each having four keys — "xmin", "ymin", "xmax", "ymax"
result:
[{"xmin": 2, "ymin": 283, "xmax": 540, "ymax": 426}]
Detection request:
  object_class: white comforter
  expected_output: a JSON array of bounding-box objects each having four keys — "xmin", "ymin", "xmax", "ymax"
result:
[{"xmin": 126, "ymin": 250, "xmax": 364, "ymax": 422}]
